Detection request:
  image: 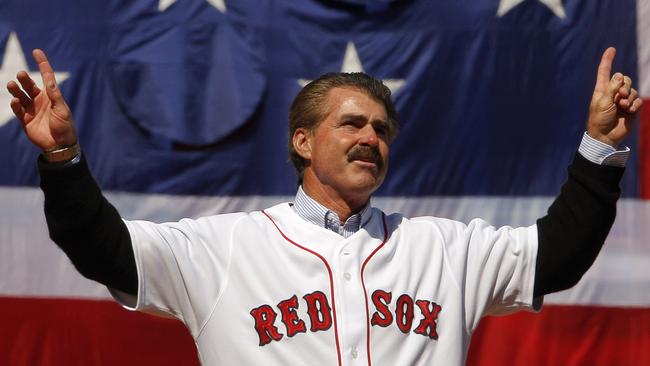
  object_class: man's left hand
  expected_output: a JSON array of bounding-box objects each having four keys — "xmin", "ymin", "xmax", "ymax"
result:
[{"xmin": 587, "ymin": 47, "xmax": 643, "ymax": 148}]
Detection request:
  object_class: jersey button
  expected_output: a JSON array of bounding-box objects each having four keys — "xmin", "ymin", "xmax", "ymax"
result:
[
  {"xmin": 344, "ymin": 272, "xmax": 352, "ymax": 281},
  {"xmin": 351, "ymin": 349, "xmax": 358, "ymax": 359}
]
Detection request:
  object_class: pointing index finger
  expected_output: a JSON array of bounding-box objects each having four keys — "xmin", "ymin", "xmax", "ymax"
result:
[
  {"xmin": 32, "ymin": 48, "xmax": 54, "ymax": 75},
  {"xmin": 32, "ymin": 48, "xmax": 65, "ymax": 107},
  {"xmin": 595, "ymin": 47, "xmax": 616, "ymax": 94}
]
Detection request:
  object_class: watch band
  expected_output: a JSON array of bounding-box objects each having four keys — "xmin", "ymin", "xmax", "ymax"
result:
[{"xmin": 42, "ymin": 143, "xmax": 81, "ymax": 163}]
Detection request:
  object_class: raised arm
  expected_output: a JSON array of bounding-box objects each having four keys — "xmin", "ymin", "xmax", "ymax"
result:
[
  {"xmin": 533, "ymin": 47, "xmax": 643, "ymax": 297},
  {"xmin": 6, "ymin": 50, "xmax": 137, "ymax": 294}
]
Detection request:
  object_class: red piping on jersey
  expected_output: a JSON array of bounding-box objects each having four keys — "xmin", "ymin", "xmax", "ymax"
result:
[
  {"xmin": 360, "ymin": 213, "xmax": 389, "ymax": 366},
  {"xmin": 262, "ymin": 210, "xmax": 343, "ymax": 366}
]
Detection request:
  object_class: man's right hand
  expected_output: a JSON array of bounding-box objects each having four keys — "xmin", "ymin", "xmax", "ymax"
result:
[{"xmin": 6, "ymin": 49, "xmax": 77, "ymax": 152}]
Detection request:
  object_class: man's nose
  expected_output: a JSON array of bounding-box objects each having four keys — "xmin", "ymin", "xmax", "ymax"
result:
[{"xmin": 358, "ymin": 124, "xmax": 379, "ymax": 146}]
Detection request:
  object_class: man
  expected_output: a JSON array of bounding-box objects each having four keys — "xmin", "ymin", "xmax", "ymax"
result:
[{"xmin": 6, "ymin": 48, "xmax": 642, "ymax": 365}]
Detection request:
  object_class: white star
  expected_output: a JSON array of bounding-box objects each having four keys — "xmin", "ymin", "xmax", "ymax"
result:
[
  {"xmin": 0, "ymin": 32, "xmax": 70, "ymax": 127},
  {"xmin": 159, "ymin": 0, "xmax": 226, "ymax": 13},
  {"xmin": 298, "ymin": 41, "xmax": 405, "ymax": 95},
  {"xmin": 497, "ymin": 0, "xmax": 566, "ymax": 18}
]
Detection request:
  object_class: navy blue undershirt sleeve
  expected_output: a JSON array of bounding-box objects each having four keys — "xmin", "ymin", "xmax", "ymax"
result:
[
  {"xmin": 534, "ymin": 152, "xmax": 624, "ymax": 297},
  {"xmin": 38, "ymin": 153, "xmax": 137, "ymax": 295}
]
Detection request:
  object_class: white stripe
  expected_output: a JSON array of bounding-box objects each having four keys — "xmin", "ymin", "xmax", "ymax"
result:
[
  {"xmin": 1, "ymin": 187, "xmax": 648, "ymax": 307},
  {"xmin": 638, "ymin": 0, "xmax": 650, "ymax": 97}
]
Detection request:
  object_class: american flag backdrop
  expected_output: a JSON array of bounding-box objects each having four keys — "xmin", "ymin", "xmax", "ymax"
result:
[{"xmin": 1, "ymin": 0, "xmax": 649, "ymax": 364}]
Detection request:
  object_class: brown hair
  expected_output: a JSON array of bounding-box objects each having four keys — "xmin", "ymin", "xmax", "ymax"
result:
[{"xmin": 288, "ymin": 72, "xmax": 399, "ymax": 184}]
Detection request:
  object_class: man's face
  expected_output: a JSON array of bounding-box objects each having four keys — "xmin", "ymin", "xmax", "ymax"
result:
[{"xmin": 297, "ymin": 87, "xmax": 391, "ymax": 202}]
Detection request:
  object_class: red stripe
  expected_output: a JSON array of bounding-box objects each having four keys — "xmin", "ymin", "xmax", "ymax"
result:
[
  {"xmin": 640, "ymin": 98, "xmax": 650, "ymax": 199},
  {"xmin": 360, "ymin": 213, "xmax": 389, "ymax": 366},
  {"xmin": 0, "ymin": 296, "xmax": 199, "ymax": 366},
  {"xmin": 467, "ymin": 305, "xmax": 650, "ymax": 365},
  {"xmin": 262, "ymin": 210, "xmax": 343, "ymax": 366}
]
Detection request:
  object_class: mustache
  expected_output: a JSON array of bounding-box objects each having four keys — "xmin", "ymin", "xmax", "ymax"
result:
[{"xmin": 347, "ymin": 146, "xmax": 384, "ymax": 169}]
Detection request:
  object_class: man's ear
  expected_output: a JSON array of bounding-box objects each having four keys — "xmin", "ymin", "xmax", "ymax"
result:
[{"xmin": 293, "ymin": 128, "xmax": 312, "ymax": 160}]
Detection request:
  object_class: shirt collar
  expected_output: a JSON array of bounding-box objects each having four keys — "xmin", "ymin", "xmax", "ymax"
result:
[{"xmin": 293, "ymin": 186, "xmax": 372, "ymax": 238}]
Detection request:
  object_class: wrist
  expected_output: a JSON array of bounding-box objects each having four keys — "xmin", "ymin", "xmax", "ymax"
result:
[
  {"xmin": 585, "ymin": 131, "xmax": 619, "ymax": 149},
  {"xmin": 42, "ymin": 142, "xmax": 81, "ymax": 163}
]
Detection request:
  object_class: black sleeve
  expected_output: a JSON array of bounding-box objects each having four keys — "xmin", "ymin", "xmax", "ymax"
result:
[
  {"xmin": 38, "ymin": 153, "xmax": 138, "ymax": 295},
  {"xmin": 533, "ymin": 152, "xmax": 624, "ymax": 297}
]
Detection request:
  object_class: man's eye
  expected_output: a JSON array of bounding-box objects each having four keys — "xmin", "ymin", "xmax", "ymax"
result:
[{"xmin": 374, "ymin": 125, "xmax": 388, "ymax": 136}]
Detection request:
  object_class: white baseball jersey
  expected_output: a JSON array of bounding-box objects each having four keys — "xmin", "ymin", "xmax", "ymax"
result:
[{"xmin": 111, "ymin": 202, "xmax": 539, "ymax": 365}]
